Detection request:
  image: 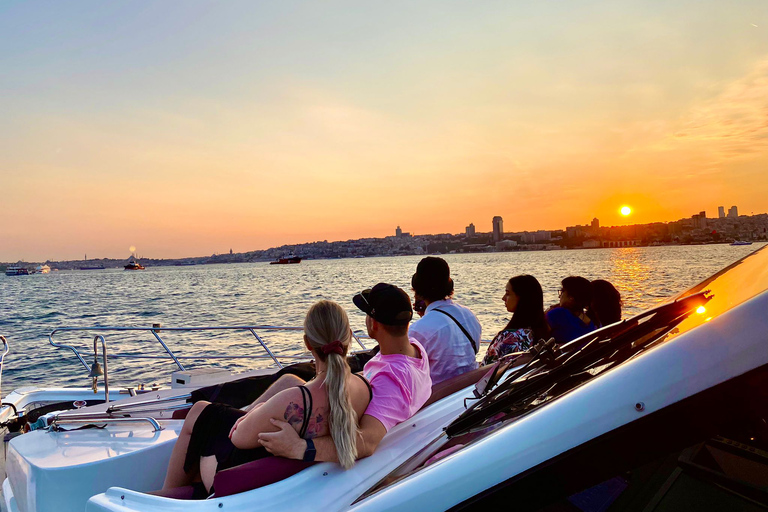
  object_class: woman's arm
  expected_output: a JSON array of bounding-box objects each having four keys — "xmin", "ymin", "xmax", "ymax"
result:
[{"xmin": 230, "ymin": 387, "xmax": 304, "ymax": 449}]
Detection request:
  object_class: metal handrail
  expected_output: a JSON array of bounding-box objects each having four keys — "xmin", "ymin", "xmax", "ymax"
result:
[
  {"xmin": 48, "ymin": 325, "xmax": 371, "ymax": 384},
  {"xmin": 0, "ymin": 335, "xmax": 9, "ymax": 396},
  {"xmin": 51, "ymin": 415, "xmax": 163, "ymax": 432}
]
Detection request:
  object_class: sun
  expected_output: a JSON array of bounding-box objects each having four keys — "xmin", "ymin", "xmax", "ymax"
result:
[{"xmin": 620, "ymin": 206, "xmax": 632, "ymax": 216}]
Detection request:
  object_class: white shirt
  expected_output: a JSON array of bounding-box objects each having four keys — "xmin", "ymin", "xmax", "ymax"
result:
[{"xmin": 408, "ymin": 299, "xmax": 482, "ymax": 385}]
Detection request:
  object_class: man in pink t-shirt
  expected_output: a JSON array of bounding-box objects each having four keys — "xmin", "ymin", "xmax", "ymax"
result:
[{"xmin": 259, "ymin": 283, "xmax": 432, "ymax": 462}]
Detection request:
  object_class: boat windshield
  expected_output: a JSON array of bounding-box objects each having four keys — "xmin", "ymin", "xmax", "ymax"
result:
[{"xmin": 358, "ymin": 245, "xmax": 768, "ymax": 502}]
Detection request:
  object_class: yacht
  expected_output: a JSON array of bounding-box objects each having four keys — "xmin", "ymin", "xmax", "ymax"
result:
[
  {"xmin": 34, "ymin": 265, "xmax": 50, "ymax": 274},
  {"xmin": 1, "ymin": 246, "xmax": 767, "ymax": 511}
]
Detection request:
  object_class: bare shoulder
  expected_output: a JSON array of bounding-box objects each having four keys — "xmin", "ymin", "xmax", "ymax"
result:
[{"xmin": 347, "ymin": 373, "xmax": 372, "ymax": 415}]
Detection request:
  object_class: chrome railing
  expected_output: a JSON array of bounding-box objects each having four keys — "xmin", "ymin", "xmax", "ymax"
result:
[
  {"xmin": 0, "ymin": 335, "xmax": 8, "ymax": 397},
  {"xmin": 49, "ymin": 325, "xmax": 371, "ymax": 382}
]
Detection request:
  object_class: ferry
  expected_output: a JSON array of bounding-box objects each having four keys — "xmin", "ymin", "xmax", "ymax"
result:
[
  {"xmin": 4, "ymin": 266, "xmax": 29, "ymax": 276},
  {"xmin": 269, "ymin": 256, "xmax": 302, "ymax": 265},
  {"xmin": 124, "ymin": 259, "xmax": 146, "ymax": 270},
  {"xmin": 0, "ymin": 246, "xmax": 767, "ymax": 511}
]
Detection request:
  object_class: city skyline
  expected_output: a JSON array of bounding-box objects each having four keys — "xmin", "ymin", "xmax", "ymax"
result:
[
  {"xmin": 4, "ymin": 205, "xmax": 761, "ymax": 264},
  {"xmin": 2, "ymin": 1, "xmax": 768, "ymax": 261}
]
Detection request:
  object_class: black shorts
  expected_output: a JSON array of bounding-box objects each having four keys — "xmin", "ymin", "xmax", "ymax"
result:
[{"xmin": 183, "ymin": 402, "xmax": 271, "ymax": 477}]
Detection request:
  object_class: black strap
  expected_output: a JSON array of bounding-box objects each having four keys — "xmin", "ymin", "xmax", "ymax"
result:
[
  {"xmin": 298, "ymin": 386, "xmax": 313, "ymax": 438},
  {"xmin": 433, "ymin": 308, "xmax": 478, "ymax": 354},
  {"xmin": 353, "ymin": 373, "xmax": 374, "ymax": 402}
]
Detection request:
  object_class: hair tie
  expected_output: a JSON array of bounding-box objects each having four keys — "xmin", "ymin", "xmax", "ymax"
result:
[{"xmin": 320, "ymin": 340, "xmax": 345, "ymax": 356}]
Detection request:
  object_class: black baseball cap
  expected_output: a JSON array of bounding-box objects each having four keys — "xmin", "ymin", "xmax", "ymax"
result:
[{"xmin": 353, "ymin": 283, "xmax": 413, "ymax": 326}]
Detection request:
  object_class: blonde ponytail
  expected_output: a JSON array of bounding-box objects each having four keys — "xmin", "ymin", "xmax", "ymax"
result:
[{"xmin": 304, "ymin": 301, "xmax": 360, "ymax": 469}]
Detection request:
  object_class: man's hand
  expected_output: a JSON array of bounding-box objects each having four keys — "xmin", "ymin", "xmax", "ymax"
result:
[{"xmin": 258, "ymin": 418, "xmax": 307, "ymax": 460}]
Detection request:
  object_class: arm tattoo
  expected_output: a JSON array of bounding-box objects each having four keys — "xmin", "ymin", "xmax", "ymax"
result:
[{"xmin": 284, "ymin": 402, "xmax": 304, "ymax": 429}]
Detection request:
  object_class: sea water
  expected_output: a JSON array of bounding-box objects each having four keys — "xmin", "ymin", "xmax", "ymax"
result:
[{"xmin": 0, "ymin": 244, "xmax": 764, "ymax": 391}]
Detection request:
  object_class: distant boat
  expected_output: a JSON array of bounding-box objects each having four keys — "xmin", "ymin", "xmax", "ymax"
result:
[
  {"xmin": 124, "ymin": 259, "xmax": 146, "ymax": 270},
  {"xmin": 270, "ymin": 256, "xmax": 302, "ymax": 265},
  {"xmin": 79, "ymin": 264, "xmax": 106, "ymax": 270},
  {"xmin": 730, "ymin": 241, "xmax": 753, "ymax": 246},
  {"xmin": 5, "ymin": 266, "xmax": 29, "ymax": 276},
  {"xmin": 35, "ymin": 265, "xmax": 51, "ymax": 274}
]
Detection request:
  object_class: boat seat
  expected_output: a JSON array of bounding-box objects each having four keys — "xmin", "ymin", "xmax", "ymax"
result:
[
  {"xmin": 421, "ymin": 364, "xmax": 493, "ymax": 409},
  {"xmin": 149, "ymin": 458, "xmax": 316, "ymax": 500},
  {"xmin": 212, "ymin": 457, "xmax": 317, "ymax": 497}
]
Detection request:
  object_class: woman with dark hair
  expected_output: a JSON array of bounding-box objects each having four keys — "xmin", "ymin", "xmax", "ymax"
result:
[
  {"xmin": 588, "ymin": 279, "xmax": 622, "ymax": 328},
  {"xmin": 483, "ymin": 275, "xmax": 549, "ymax": 365},
  {"xmin": 545, "ymin": 276, "xmax": 596, "ymax": 345}
]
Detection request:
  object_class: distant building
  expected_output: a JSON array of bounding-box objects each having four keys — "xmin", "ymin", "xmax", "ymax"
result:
[
  {"xmin": 496, "ymin": 240, "xmax": 517, "ymax": 250},
  {"xmin": 718, "ymin": 206, "xmax": 725, "ymax": 219},
  {"xmin": 492, "ymin": 216, "xmax": 503, "ymax": 242},
  {"xmin": 229, "ymin": 248, "xmax": 233, "ymax": 255},
  {"xmin": 728, "ymin": 206, "xmax": 738, "ymax": 218},
  {"xmin": 395, "ymin": 226, "xmax": 403, "ymax": 237},
  {"xmin": 591, "ymin": 218, "xmax": 600, "ymax": 230},
  {"xmin": 699, "ymin": 211, "xmax": 707, "ymax": 229},
  {"xmin": 465, "ymin": 223, "xmax": 476, "ymax": 237}
]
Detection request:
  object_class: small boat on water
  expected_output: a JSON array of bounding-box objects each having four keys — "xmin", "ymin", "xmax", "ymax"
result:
[
  {"xmin": 1, "ymin": 246, "xmax": 768, "ymax": 511},
  {"xmin": 124, "ymin": 259, "xmax": 146, "ymax": 270},
  {"xmin": 34, "ymin": 265, "xmax": 50, "ymax": 274},
  {"xmin": 4, "ymin": 266, "xmax": 29, "ymax": 276},
  {"xmin": 730, "ymin": 240, "xmax": 753, "ymax": 246},
  {"xmin": 270, "ymin": 255, "xmax": 302, "ymax": 265}
]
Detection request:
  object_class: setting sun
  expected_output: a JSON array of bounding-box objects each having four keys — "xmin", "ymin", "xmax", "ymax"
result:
[{"xmin": 620, "ymin": 206, "xmax": 632, "ymax": 216}]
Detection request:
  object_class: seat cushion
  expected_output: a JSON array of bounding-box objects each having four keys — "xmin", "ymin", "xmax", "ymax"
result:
[{"xmin": 212, "ymin": 456, "xmax": 317, "ymax": 497}]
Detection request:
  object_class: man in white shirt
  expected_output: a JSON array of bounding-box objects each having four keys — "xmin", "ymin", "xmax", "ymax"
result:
[{"xmin": 408, "ymin": 257, "xmax": 482, "ymax": 385}]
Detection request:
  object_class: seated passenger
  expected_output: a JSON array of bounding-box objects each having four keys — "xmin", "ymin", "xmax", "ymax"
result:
[
  {"xmin": 161, "ymin": 300, "xmax": 372, "ymax": 495},
  {"xmin": 546, "ymin": 276, "xmax": 596, "ymax": 345},
  {"xmin": 408, "ymin": 257, "xmax": 482, "ymax": 384},
  {"xmin": 257, "ymin": 283, "xmax": 432, "ymax": 462},
  {"xmin": 483, "ymin": 275, "xmax": 550, "ymax": 365},
  {"xmin": 588, "ymin": 279, "xmax": 622, "ymax": 328}
]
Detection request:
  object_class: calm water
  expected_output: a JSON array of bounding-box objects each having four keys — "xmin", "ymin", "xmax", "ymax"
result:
[{"xmin": 0, "ymin": 244, "xmax": 764, "ymax": 392}]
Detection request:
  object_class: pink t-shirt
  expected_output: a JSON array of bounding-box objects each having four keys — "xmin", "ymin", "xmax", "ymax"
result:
[{"xmin": 362, "ymin": 339, "xmax": 432, "ymax": 431}]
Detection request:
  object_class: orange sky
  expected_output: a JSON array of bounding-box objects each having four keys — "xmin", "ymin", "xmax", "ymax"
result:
[{"xmin": 2, "ymin": 2, "xmax": 767, "ymax": 261}]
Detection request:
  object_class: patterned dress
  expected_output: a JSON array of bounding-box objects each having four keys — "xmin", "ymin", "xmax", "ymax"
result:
[{"xmin": 482, "ymin": 328, "xmax": 534, "ymax": 365}]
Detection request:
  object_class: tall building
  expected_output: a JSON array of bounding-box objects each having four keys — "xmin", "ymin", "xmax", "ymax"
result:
[
  {"xmin": 591, "ymin": 218, "xmax": 600, "ymax": 230},
  {"xmin": 698, "ymin": 211, "xmax": 707, "ymax": 229},
  {"xmin": 728, "ymin": 206, "xmax": 738, "ymax": 218},
  {"xmin": 395, "ymin": 226, "xmax": 402, "ymax": 237},
  {"xmin": 492, "ymin": 216, "xmax": 503, "ymax": 242},
  {"xmin": 718, "ymin": 206, "xmax": 725, "ymax": 219},
  {"xmin": 465, "ymin": 223, "xmax": 476, "ymax": 237}
]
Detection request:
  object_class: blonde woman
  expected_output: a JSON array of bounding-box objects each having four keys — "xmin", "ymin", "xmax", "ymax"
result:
[{"xmin": 162, "ymin": 300, "xmax": 372, "ymax": 496}]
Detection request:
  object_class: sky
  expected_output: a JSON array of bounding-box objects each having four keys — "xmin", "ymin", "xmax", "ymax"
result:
[{"xmin": 2, "ymin": 1, "xmax": 767, "ymax": 261}]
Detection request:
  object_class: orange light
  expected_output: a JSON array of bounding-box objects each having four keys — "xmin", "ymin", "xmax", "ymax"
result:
[
  {"xmin": 620, "ymin": 206, "xmax": 631, "ymax": 216},
  {"xmin": 696, "ymin": 306, "xmax": 706, "ymax": 314}
]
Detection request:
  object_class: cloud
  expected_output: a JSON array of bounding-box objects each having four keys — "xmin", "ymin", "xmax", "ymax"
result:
[{"xmin": 671, "ymin": 58, "xmax": 768, "ymax": 160}]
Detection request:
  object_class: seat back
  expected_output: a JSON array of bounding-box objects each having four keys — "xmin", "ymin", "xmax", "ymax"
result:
[{"xmin": 421, "ymin": 365, "xmax": 493, "ymax": 409}]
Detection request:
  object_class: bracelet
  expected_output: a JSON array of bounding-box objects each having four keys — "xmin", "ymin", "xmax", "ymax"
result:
[{"xmin": 302, "ymin": 438, "xmax": 316, "ymax": 462}]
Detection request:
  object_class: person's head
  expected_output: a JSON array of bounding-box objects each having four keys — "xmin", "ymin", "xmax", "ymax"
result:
[
  {"xmin": 504, "ymin": 275, "xmax": 548, "ymax": 340},
  {"xmin": 303, "ymin": 300, "xmax": 358, "ymax": 469},
  {"xmin": 353, "ymin": 283, "xmax": 413, "ymax": 339},
  {"xmin": 411, "ymin": 257, "xmax": 454, "ymax": 304},
  {"xmin": 559, "ymin": 276, "xmax": 592, "ymax": 311},
  {"xmin": 589, "ymin": 279, "xmax": 622, "ymax": 327}
]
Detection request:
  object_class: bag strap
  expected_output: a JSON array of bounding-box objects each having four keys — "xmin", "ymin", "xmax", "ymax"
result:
[{"xmin": 433, "ymin": 308, "xmax": 478, "ymax": 354}]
